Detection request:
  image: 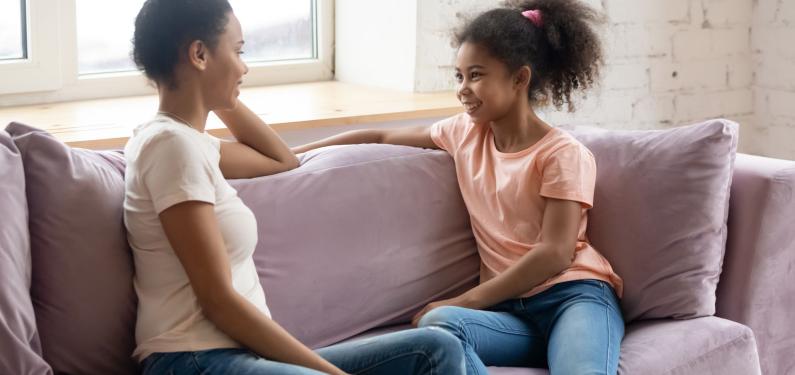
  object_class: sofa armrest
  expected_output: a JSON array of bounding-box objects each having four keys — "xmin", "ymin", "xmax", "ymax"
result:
[{"xmin": 716, "ymin": 153, "xmax": 795, "ymax": 375}]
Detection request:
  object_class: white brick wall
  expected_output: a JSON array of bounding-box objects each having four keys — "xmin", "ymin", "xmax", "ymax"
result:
[
  {"xmin": 411, "ymin": 0, "xmax": 759, "ymax": 153},
  {"xmin": 752, "ymin": 0, "xmax": 795, "ymax": 159},
  {"xmin": 336, "ymin": 0, "xmax": 795, "ymax": 159}
]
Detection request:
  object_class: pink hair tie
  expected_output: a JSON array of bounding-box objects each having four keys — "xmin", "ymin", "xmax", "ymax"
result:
[{"xmin": 521, "ymin": 9, "xmax": 544, "ymax": 27}]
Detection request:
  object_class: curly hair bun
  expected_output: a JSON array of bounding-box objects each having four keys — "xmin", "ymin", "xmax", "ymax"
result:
[{"xmin": 132, "ymin": 0, "xmax": 233, "ymax": 89}]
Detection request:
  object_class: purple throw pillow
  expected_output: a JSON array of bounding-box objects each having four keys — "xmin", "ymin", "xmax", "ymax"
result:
[
  {"xmin": 0, "ymin": 128, "xmax": 53, "ymax": 375},
  {"xmin": 7, "ymin": 123, "xmax": 137, "ymax": 375},
  {"xmin": 231, "ymin": 144, "xmax": 480, "ymax": 348},
  {"xmin": 561, "ymin": 120, "xmax": 738, "ymax": 321}
]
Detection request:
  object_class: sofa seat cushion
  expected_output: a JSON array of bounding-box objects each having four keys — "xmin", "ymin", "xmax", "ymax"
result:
[
  {"xmin": 344, "ymin": 317, "xmax": 759, "ymax": 374},
  {"xmin": 618, "ymin": 317, "xmax": 760, "ymax": 374},
  {"xmin": 561, "ymin": 120, "xmax": 738, "ymax": 321}
]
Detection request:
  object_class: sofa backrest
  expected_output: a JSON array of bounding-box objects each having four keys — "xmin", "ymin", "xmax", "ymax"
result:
[
  {"xmin": 232, "ymin": 144, "xmax": 480, "ymax": 348},
  {"xmin": 563, "ymin": 120, "xmax": 738, "ymax": 321}
]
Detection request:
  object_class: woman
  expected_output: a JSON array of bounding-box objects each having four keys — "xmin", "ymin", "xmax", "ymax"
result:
[{"xmin": 124, "ymin": 1, "xmax": 466, "ymax": 374}]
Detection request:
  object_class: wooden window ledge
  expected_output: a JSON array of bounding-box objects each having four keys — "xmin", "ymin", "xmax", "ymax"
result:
[{"xmin": 0, "ymin": 81, "xmax": 460, "ymax": 149}]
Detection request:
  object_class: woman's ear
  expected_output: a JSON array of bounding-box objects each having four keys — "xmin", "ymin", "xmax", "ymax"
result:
[
  {"xmin": 515, "ymin": 66, "xmax": 531, "ymax": 90},
  {"xmin": 187, "ymin": 40, "xmax": 208, "ymax": 71}
]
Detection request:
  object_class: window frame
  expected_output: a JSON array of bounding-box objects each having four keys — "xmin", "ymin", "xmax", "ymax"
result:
[
  {"xmin": 0, "ymin": 0, "xmax": 334, "ymax": 104},
  {"xmin": 0, "ymin": 0, "xmax": 61, "ymax": 95}
]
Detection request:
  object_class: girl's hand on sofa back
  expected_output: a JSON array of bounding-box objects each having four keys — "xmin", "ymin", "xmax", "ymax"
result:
[{"xmin": 292, "ymin": 125, "xmax": 438, "ymax": 154}]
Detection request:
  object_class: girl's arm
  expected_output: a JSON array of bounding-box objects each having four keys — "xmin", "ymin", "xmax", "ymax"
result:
[
  {"xmin": 291, "ymin": 125, "xmax": 438, "ymax": 154},
  {"xmin": 215, "ymin": 100, "xmax": 300, "ymax": 179},
  {"xmin": 413, "ymin": 198, "xmax": 581, "ymax": 325},
  {"xmin": 159, "ymin": 201, "xmax": 347, "ymax": 375}
]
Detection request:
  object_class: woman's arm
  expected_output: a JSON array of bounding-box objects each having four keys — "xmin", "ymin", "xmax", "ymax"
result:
[
  {"xmin": 215, "ymin": 100, "xmax": 300, "ymax": 179},
  {"xmin": 291, "ymin": 125, "xmax": 438, "ymax": 154},
  {"xmin": 412, "ymin": 198, "xmax": 582, "ymax": 325},
  {"xmin": 159, "ymin": 201, "xmax": 346, "ymax": 375}
]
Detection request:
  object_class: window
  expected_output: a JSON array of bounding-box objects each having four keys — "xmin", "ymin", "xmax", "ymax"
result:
[
  {"xmin": 77, "ymin": 0, "xmax": 144, "ymax": 75},
  {"xmin": 1, "ymin": 0, "xmax": 333, "ymax": 104},
  {"xmin": 76, "ymin": 0, "xmax": 316, "ymax": 75},
  {"xmin": 232, "ymin": 1, "xmax": 315, "ymax": 64},
  {"xmin": 0, "ymin": 0, "xmax": 60, "ymax": 96},
  {"xmin": 0, "ymin": 0, "xmax": 26, "ymax": 60}
]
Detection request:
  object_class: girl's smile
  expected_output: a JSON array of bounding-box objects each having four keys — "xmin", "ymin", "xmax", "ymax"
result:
[{"xmin": 454, "ymin": 41, "xmax": 523, "ymax": 126}]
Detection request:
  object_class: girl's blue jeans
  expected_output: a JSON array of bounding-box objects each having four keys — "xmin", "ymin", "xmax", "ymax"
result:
[{"xmin": 418, "ymin": 279, "xmax": 625, "ymax": 375}]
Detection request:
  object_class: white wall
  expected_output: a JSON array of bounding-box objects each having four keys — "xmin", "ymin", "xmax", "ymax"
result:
[
  {"xmin": 337, "ymin": 0, "xmax": 789, "ymax": 157},
  {"xmin": 334, "ymin": 0, "xmax": 417, "ymax": 91},
  {"xmin": 752, "ymin": 0, "xmax": 795, "ymax": 160}
]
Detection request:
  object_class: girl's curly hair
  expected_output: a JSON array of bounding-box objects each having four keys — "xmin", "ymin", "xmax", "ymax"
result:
[{"xmin": 455, "ymin": 0, "xmax": 605, "ymax": 112}]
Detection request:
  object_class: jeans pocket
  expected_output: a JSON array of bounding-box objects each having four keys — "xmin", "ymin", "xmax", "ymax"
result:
[{"xmin": 141, "ymin": 353, "xmax": 168, "ymax": 374}]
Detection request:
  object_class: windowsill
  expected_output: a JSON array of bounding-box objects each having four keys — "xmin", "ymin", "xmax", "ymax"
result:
[{"xmin": 0, "ymin": 81, "xmax": 460, "ymax": 149}]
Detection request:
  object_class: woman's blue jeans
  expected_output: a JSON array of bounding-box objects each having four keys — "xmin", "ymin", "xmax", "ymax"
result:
[
  {"xmin": 418, "ymin": 279, "xmax": 624, "ymax": 375},
  {"xmin": 141, "ymin": 327, "xmax": 465, "ymax": 374}
]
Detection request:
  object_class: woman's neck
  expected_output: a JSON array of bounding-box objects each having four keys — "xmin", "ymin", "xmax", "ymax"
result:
[
  {"xmin": 157, "ymin": 84, "xmax": 210, "ymax": 132},
  {"xmin": 489, "ymin": 101, "xmax": 551, "ymax": 153}
]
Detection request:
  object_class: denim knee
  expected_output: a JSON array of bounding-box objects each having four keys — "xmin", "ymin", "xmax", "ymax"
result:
[
  {"xmin": 416, "ymin": 326, "xmax": 462, "ymax": 351},
  {"xmin": 412, "ymin": 327, "xmax": 466, "ymax": 374},
  {"xmin": 417, "ymin": 306, "xmax": 468, "ymax": 339}
]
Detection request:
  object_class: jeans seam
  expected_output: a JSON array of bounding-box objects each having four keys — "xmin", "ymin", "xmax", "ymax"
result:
[
  {"xmin": 455, "ymin": 317, "xmax": 541, "ymax": 373},
  {"xmin": 190, "ymin": 352, "xmax": 202, "ymax": 373},
  {"xmin": 457, "ymin": 318, "xmax": 542, "ymax": 338},
  {"xmin": 351, "ymin": 351, "xmax": 436, "ymax": 375},
  {"xmin": 458, "ymin": 319, "xmax": 482, "ymax": 374},
  {"xmin": 605, "ymin": 301, "xmax": 611, "ymax": 375}
]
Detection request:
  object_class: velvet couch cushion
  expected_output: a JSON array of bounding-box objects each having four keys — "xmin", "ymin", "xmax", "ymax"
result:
[
  {"xmin": 561, "ymin": 120, "xmax": 738, "ymax": 321},
  {"xmin": 231, "ymin": 144, "xmax": 480, "ymax": 348},
  {"xmin": 0, "ymin": 128, "xmax": 52, "ymax": 375},
  {"xmin": 7, "ymin": 123, "xmax": 138, "ymax": 375},
  {"xmin": 348, "ymin": 317, "xmax": 760, "ymax": 375}
]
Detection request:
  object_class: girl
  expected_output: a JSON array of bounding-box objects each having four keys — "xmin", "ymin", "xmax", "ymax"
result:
[
  {"xmin": 124, "ymin": 0, "xmax": 466, "ymax": 374},
  {"xmin": 293, "ymin": 0, "xmax": 624, "ymax": 374}
]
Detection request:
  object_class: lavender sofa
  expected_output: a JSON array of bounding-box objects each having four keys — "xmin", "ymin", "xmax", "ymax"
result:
[{"xmin": 1, "ymin": 120, "xmax": 793, "ymax": 375}]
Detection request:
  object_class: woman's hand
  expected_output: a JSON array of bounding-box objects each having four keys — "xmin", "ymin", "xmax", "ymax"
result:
[
  {"xmin": 215, "ymin": 100, "xmax": 299, "ymax": 179},
  {"xmin": 411, "ymin": 294, "xmax": 483, "ymax": 327}
]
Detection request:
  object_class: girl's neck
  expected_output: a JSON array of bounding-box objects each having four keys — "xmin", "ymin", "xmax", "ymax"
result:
[
  {"xmin": 157, "ymin": 83, "xmax": 210, "ymax": 132},
  {"xmin": 489, "ymin": 101, "xmax": 551, "ymax": 153}
]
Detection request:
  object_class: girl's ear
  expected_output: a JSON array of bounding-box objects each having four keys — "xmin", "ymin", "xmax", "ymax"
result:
[
  {"xmin": 514, "ymin": 66, "xmax": 531, "ymax": 90},
  {"xmin": 187, "ymin": 40, "xmax": 208, "ymax": 71}
]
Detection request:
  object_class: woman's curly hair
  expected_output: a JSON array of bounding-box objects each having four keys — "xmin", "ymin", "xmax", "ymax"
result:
[
  {"xmin": 132, "ymin": 0, "xmax": 232, "ymax": 89},
  {"xmin": 455, "ymin": 0, "xmax": 605, "ymax": 112}
]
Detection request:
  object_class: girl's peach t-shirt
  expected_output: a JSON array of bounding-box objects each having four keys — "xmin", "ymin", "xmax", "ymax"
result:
[{"xmin": 430, "ymin": 113, "xmax": 623, "ymax": 298}]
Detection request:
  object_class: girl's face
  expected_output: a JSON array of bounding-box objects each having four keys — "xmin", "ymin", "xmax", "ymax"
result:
[
  {"xmin": 202, "ymin": 12, "xmax": 248, "ymax": 110},
  {"xmin": 455, "ymin": 42, "xmax": 527, "ymax": 125}
]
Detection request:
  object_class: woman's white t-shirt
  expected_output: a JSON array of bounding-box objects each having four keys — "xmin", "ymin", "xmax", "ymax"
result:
[{"xmin": 123, "ymin": 116, "xmax": 270, "ymax": 361}]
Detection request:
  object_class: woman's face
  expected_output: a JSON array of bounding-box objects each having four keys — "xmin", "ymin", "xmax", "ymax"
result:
[{"xmin": 202, "ymin": 12, "xmax": 248, "ymax": 110}]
